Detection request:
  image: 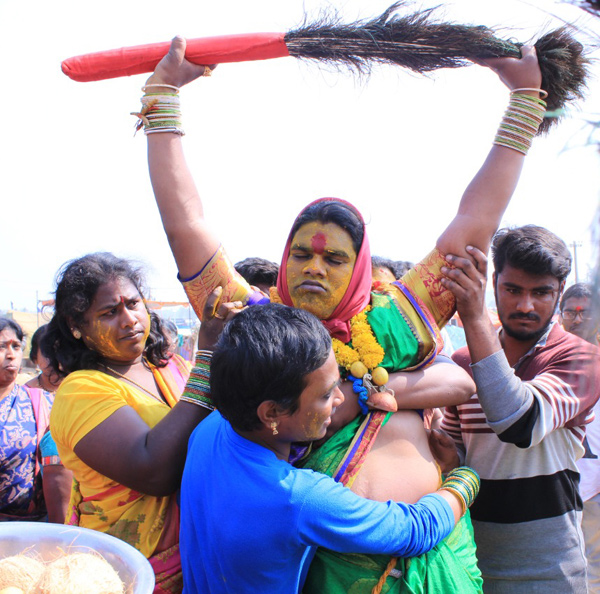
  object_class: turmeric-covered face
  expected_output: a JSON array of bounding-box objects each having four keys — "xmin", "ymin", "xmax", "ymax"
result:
[
  {"xmin": 286, "ymin": 222, "xmax": 357, "ymax": 320},
  {"xmin": 76, "ymin": 277, "xmax": 151, "ymax": 366},
  {"xmin": 277, "ymin": 349, "xmax": 344, "ymax": 442}
]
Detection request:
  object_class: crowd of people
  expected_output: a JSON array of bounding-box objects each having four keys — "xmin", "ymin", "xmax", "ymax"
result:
[{"xmin": 1, "ymin": 33, "xmax": 600, "ymax": 594}]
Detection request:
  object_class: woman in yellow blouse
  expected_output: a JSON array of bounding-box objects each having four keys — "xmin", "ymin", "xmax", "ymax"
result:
[{"xmin": 44, "ymin": 251, "xmax": 239, "ymax": 593}]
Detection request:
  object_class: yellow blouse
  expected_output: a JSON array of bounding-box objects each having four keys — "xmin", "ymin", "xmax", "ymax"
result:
[{"xmin": 51, "ymin": 367, "xmax": 182, "ymax": 557}]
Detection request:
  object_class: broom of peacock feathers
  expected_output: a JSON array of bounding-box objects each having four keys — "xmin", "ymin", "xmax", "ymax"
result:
[{"xmin": 61, "ymin": 2, "xmax": 589, "ymax": 133}]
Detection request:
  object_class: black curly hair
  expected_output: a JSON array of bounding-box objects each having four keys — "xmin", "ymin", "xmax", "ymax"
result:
[{"xmin": 42, "ymin": 252, "xmax": 170, "ymax": 376}]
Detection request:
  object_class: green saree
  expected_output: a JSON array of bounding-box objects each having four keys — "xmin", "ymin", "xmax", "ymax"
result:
[{"xmin": 298, "ymin": 414, "xmax": 483, "ymax": 594}]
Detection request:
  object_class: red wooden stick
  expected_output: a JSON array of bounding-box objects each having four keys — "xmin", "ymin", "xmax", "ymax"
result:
[{"xmin": 61, "ymin": 32, "xmax": 290, "ymax": 82}]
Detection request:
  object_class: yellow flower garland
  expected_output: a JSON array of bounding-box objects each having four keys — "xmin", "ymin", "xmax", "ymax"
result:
[{"xmin": 332, "ymin": 306, "xmax": 385, "ymax": 371}]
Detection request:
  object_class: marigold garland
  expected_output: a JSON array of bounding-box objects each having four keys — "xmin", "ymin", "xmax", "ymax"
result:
[{"xmin": 332, "ymin": 307, "xmax": 385, "ymax": 372}]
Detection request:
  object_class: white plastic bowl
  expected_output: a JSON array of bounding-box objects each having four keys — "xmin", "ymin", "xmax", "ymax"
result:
[{"xmin": 0, "ymin": 522, "xmax": 155, "ymax": 593}]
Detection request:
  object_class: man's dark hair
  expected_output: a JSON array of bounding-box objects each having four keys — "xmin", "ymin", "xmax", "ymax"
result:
[
  {"xmin": 371, "ymin": 256, "xmax": 414, "ymax": 280},
  {"xmin": 560, "ymin": 282, "xmax": 593, "ymax": 311},
  {"xmin": 393, "ymin": 260, "xmax": 414, "ymax": 278},
  {"xmin": 371, "ymin": 256, "xmax": 397, "ymax": 279},
  {"xmin": 234, "ymin": 257, "xmax": 279, "ymax": 288},
  {"xmin": 211, "ymin": 304, "xmax": 332, "ymax": 432},
  {"xmin": 492, "ymin": 225, "xmax": 572, "ymax": 283}
]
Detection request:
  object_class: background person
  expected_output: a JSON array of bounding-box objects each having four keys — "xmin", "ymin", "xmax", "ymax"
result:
[
  {"xmin": 371, "ymin": 255, "xmax": 403, "ymax": 284},
  {"xmin": 371, "ymin": 256, "xmax": 414, "ymax": 284},
  {"xmin": 0, "ymin": 317, "xmax": 54, "ymax": 522},
  {"xmin": 25, "ymin": 324, "xmax": 62, "ymax": 393},
  {"xmin": 234, "ymin": 257, "xmax": 279, "ymax": 294},
  {"xmin": 24, "ymin": 323, "xmax": 72, "ymax": 523},
  {"xmin": 561, "ymin": 282, "xmax": 600, "ymax": 593},
  {"xmin": 560, "ymin": 282, "xmax": 600, "ymax": 346}
]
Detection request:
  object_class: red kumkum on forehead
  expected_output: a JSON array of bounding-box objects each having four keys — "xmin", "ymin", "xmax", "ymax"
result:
[{"xmin": 311, "ymin": 232, "xmax": 327, "ymax": 254}]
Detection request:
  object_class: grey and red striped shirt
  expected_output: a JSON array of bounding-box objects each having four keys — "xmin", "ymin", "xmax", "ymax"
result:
[{"xmin": 442, "ymin": 322, "xmax": 600, "ymax": 592}]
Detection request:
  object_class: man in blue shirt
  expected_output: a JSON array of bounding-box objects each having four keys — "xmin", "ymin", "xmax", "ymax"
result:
[{"xmin": 180, "ymin": 304, "xmax": 478, "ymax": 593}]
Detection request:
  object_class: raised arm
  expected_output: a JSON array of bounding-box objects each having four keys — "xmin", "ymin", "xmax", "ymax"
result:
[
  {"xmin": 436, "ymin": 46, "xmax": 543, "ymax": 258},
  {"xmin": 143, "ymin": 37, "xmax": 219, "ymax": 280}
]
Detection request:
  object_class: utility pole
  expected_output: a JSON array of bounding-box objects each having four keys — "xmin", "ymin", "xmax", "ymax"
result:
[{"xmin": 570, "ymin": 241, "xmax": 583, "ymax": 284}]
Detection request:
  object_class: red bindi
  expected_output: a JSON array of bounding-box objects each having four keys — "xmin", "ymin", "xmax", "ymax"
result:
[
  {"xmin": 119, "ymin": 296, "xmax": 126, "ymax": 304},
  {"xmin": 311, "ymin": 232, "xmax": 327, "ymax": 254}
]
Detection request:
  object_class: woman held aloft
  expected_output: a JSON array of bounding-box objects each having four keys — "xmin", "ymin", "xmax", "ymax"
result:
[
  {"xmin": 137, "ymin": 37, "xmax": 544, "ymax": 592},
  {"xmin": 42, "ymin": 252, "xmax": 242, "ymax": 593},
  {"xmin": 0, "ymin": 318, "xmax": 54, "ymax": 522}
]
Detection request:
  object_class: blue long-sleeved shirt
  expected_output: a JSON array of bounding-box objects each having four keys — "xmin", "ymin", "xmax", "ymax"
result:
[{"xmin": 180, "ymin": 412, "xmax": 454, "ymax": 594}]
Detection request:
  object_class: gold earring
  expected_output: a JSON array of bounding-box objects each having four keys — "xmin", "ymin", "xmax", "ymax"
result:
[
  {"xmin": 271, "ymin": 421, "xmax": 279, "ymax": 436},
  {"xmin": 72, "ymin": 329, "xmax": 82, "ymax": 340}
]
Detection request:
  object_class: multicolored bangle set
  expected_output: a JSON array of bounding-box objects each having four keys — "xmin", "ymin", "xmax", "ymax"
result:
[
  {"xmin": 131, "ymin": 84, "xmax": 184, "ymax": 136},
  {"xmin": 493, "ymin": 91, "xmax": 547, "ymax": 155},
  {"xmin": 180, "ymin": 350, "xmax": 214, "ymax": 410},
  {"xmin": 441, "ymin": 466, "xmax": 481, "ymax": 516}
]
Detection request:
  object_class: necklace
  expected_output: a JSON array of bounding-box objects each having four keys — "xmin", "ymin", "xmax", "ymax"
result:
[
  {"xmin": 37, "ymin": 373, "xmax": 55, "ymax": 393},
  {"xmin": 331, "ymin": 307, "xmax": 385, "ymax": 372},
  {"xmin": 102, "ymin": 362, "xmax": 166, "ymax": 405}
]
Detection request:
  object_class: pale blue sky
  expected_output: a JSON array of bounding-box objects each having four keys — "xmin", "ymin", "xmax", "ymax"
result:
[{"xmin": 1, "ymin": 0, "xmax": 599, "ymax": 312}]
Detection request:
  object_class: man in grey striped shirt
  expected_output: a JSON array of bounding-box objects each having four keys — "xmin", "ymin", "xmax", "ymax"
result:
[{"xmin": 441, "ymin": 225, "xmax": 600, "ymax": 593}]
